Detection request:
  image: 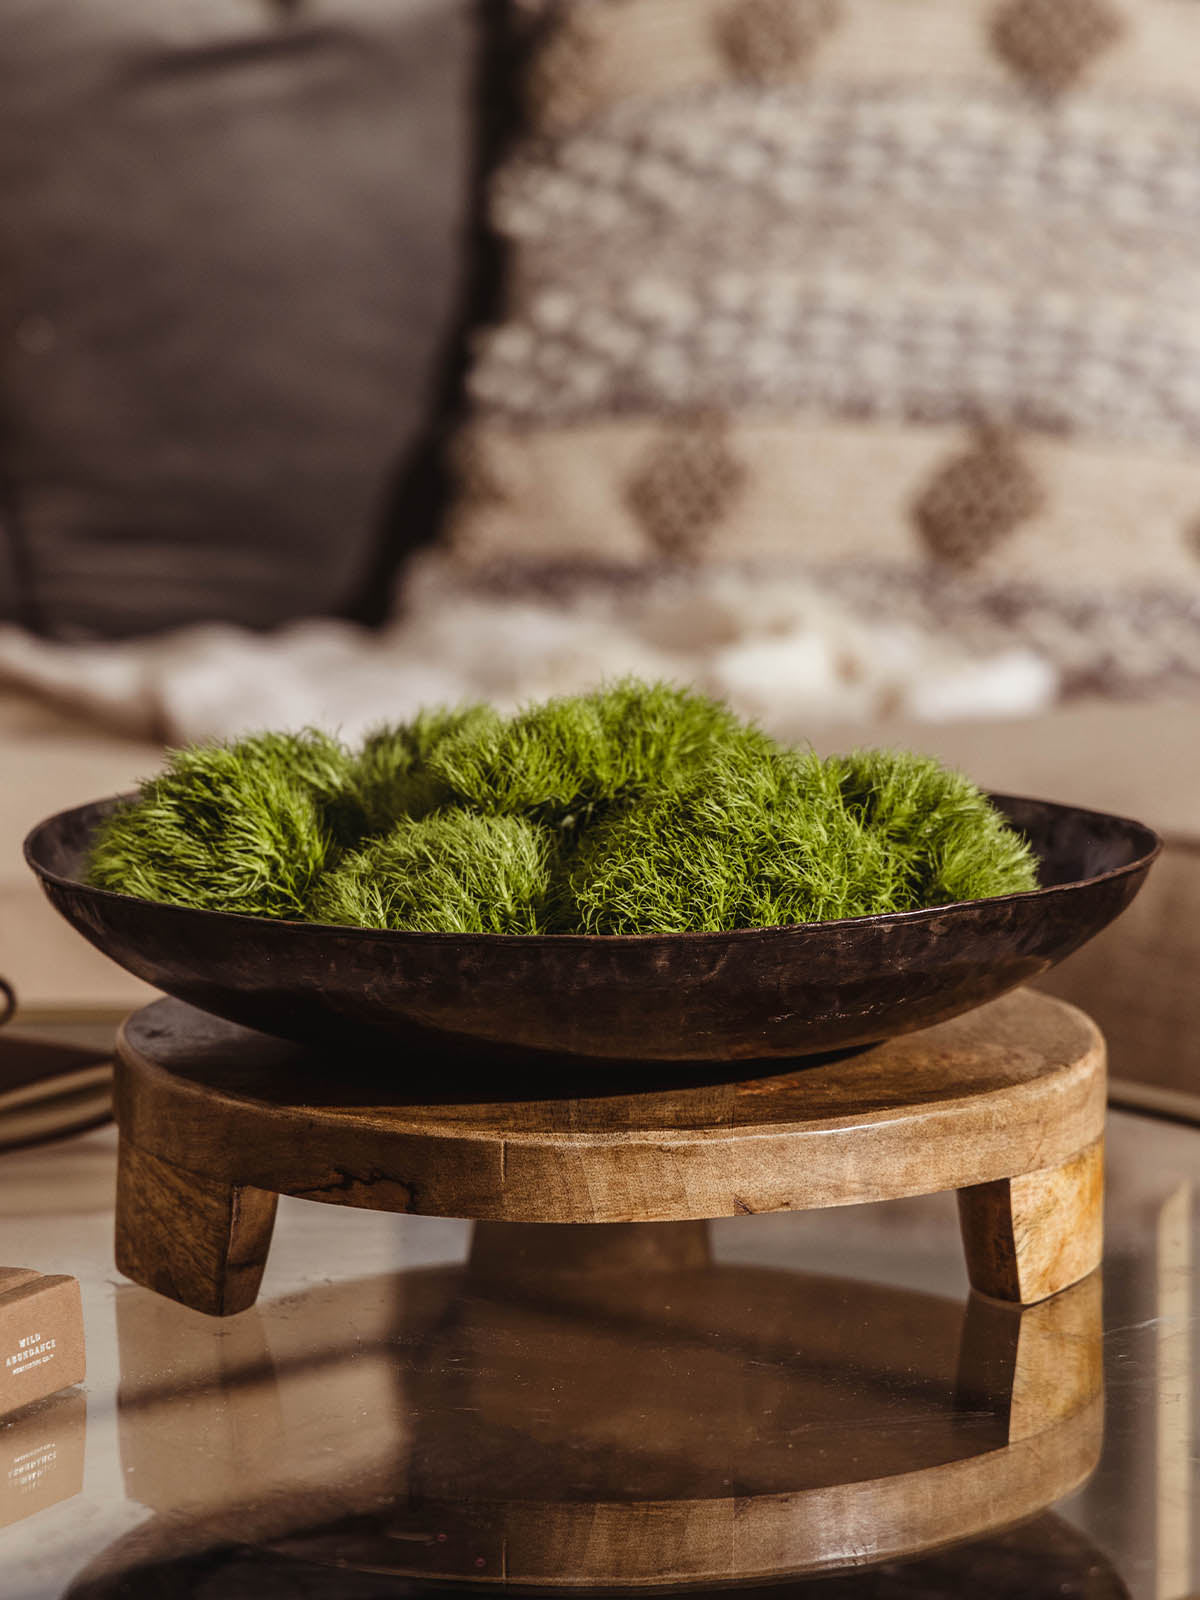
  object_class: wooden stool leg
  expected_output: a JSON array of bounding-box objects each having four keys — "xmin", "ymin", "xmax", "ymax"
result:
[
  {"xmin": 116, "ymin": 1137, "xmax": 278, "ymax": 1317},
  {"xmin": 957, "ymin": 1138, "xmax": 1103, "ymax": 1305}
]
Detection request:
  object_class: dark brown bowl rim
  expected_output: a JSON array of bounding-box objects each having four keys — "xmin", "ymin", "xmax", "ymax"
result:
[{"xmin": 25, "ymin": 791, "xmax": 1163, "ymax": 947}]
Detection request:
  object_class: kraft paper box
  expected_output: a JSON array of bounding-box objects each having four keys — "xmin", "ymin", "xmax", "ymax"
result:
[{"xmin": 0, "ymin": 1269, "xmax": 85, "ymax": 1420}]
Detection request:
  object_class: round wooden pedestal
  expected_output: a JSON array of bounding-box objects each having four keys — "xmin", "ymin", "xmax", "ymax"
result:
[{"xmin": 113, "ymin": 987, "xmax": 1105, "ymax": 1317}]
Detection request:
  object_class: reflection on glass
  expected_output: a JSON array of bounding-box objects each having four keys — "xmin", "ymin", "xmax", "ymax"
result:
[
  {"xmin": 0, "ymin": 1389, "xmax": 85, "ymax": 1532},
  {"xmin": 67, "ymin": 1219, "xmax": 1108, "ymax": 1597}
]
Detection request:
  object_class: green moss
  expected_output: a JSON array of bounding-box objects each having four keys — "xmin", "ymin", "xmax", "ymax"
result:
[
  {"xmin": 563, "ymin": 752, "xmax": 880, "ymax": 934},
  {"xmin": 333, "ymin": 704, "xmax": 497, "ymax": 836},
  {"xmin": 426, "ymin": 678, "xmax": 774, "ymax": 827},
  {"xmin": 309, "ymin": 810, "xmax": 552, "ymax": 934},
  {"xmin": 87, "ymin": 731, "xmax": 353, "ymax": 918},
  {"xmin": 85, "ymin": 683, "xmax": 1040, "ymax": 934},
  {"xmin": 563, "ymin": 745, "xmax": 1038, "ymax": 935},
  {"xmin": 825, "ymin": 748, "xmax": 1039, "ymax": 907}
]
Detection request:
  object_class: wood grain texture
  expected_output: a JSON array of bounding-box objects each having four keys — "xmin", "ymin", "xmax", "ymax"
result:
[
  {"xmin": 115, "ymin": 1139, "xmax": 277, "ymax": 1317},
  {"xmin": 115, "ymin": 988, "xmax": 1105, "ymax": 1228},
  {"xmin": 958, "ymin": 1138, "xmax": 1104, "ymax": 1304}
]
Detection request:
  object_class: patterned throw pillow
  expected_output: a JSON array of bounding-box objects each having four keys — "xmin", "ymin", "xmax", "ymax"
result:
[{"xmin": 441, "ymin": 0, "xmax": 1200, "ymax": 701}]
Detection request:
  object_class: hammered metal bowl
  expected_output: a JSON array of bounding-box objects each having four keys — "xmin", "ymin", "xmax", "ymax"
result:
[{"xmin": 25, "ymin": 793, "xmax": 1159, "ymax": 1066}]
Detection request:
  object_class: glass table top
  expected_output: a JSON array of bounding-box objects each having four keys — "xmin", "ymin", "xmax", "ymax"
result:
[{"xmin": 0, "ymin": 1101, "xmax": 1196, "ymax": 1600}]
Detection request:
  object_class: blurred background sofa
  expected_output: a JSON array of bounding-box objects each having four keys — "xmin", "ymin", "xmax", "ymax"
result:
[{"xmin": 0, "ymin": 0, "xmax": 1196, "ymax": 1109}]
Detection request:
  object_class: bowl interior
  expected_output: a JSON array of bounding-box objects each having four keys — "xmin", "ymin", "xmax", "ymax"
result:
[
  {"xmin": 991, "ymin": 795, "xmax": 1154, "ymax": 890},
  {"xmin": 32, "ymin": 795, "xmax": 114, "ymax": 885}
]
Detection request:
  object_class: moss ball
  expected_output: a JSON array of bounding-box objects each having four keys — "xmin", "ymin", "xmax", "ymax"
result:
[
  {"xmin": 87, "ymin": 731, "xmax": 353, "ymax": 918},
  {"xmin": 564, "ymin": 747, "xmax": 1037, "ymax": 934},
  {"xmin": 425, "ymin": 678, "xmax": 776, "ymax": 826},
  {"xmin": 825, "ymin": 749, "xmax": 1039, "ymax": 906},
  {"xmin": 309, "ymin": 810, "xmax": 553, "ymax": 934},
  {"xmin": 333, "ymin": 704, "xmax": 497, "ymax": 837}
]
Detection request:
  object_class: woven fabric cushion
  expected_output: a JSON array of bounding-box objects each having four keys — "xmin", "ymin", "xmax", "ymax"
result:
[
  {"xmin": 0, "ymin": 0, "xmax": 474, "ymax": 639},
  {"xmin": 441, "ymin": 0, "xmax": 1200, "ymax": 702},
  {"xmin": 1039, "ymin": 837, "xmax": 1200, "ymax": 1103}
]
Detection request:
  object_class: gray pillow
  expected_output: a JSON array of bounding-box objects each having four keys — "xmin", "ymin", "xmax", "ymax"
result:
[{"xmin": 0, "ymin": 0, "xmax": 476, "ymax": 638}]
